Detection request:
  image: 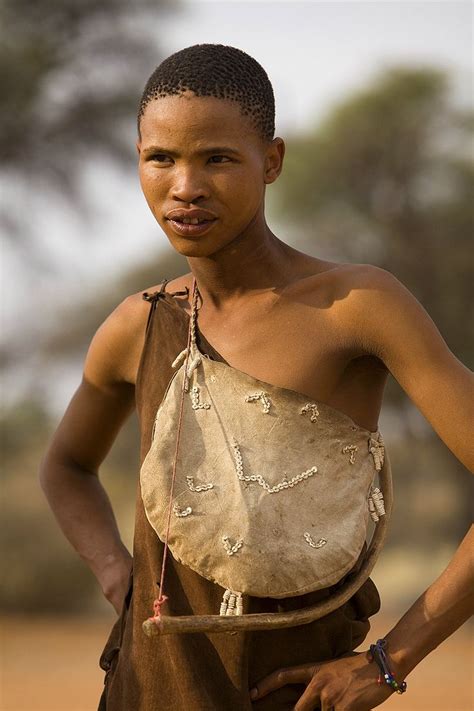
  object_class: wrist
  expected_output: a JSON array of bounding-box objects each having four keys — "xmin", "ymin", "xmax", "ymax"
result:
[
  {"xmin": 91, "ymin": 547, "xmax": 133, "ymax": 596},
  {"xmin": 100, "ymin": 556, "xmax": 133, "ymax": 615},
  {"xmin": 367, "ymin": 638, "xmax": 408, "ymax": 694},
  {"xmin": 382, "ymin": 630, "xmax": 420, "ymax": 680}
]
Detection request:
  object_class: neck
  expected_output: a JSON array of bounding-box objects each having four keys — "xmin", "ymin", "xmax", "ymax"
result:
[{"xmin": 186, "ymin": 221, "xmax": 295, "ymax": 309}]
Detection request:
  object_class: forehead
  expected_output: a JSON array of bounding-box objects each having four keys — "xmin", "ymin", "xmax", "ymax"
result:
[{"xmin": 139, "ymin": 92, "xmax": 262, "ymax": 150}]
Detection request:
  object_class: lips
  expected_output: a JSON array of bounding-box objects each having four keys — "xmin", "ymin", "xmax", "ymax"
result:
[
  {"xmin": 165, "ymin": 208, "xmax": 217, "ymax": 225},
  {"xmin": 166, "ymin": 216, "xmax": 217, "ymax": 238},
  {"xmin": 164, "ymin": 208, "xmax": 218, "ymax": 237}
]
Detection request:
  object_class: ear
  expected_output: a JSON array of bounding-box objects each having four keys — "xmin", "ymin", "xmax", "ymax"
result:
[{"xmin": 264, "ymin": 137, "xmax": 285, "ymax": 184}]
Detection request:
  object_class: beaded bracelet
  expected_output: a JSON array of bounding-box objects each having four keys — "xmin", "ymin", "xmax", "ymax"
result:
[{"xmin": 368, "ymin": 638, "xmax": 407, "ymax": 695}]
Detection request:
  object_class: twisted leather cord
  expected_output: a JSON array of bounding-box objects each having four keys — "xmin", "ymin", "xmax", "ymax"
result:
[{"xmin": 148, "ymin": 277, "xmax": 197, "ymax": 622}]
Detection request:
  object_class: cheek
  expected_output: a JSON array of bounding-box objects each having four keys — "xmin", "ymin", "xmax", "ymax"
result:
[
  {"xmin": 139, "ymin": 166, "xmax": 162, "ymax": 194},
  {"xmin": 139, "ymin": 168, "xmax": 168, "ymax": 216},
  {"xmin": 218, "ymin": 166, "xmax": 263, "ymax": 203},
  {"xmin": 228, "ymin": 169, "xmax": 265, "ymax": 212}
]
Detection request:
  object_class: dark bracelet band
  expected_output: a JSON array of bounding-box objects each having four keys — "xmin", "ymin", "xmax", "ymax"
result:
[{"xmin": 369, "ymin": 638, "xmax": 407, "ymax": 695}]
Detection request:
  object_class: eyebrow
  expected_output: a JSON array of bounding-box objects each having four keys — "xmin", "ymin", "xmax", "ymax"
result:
[{"xmin": 142, "ymin": 145, "xmax": 241, "ymax": 157}]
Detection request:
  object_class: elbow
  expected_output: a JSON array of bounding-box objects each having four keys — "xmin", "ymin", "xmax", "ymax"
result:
[
  {"xmin": 38, "ymin": 447, "xmax": 54, "ymax": 495},
  {"xmin": 37, "ymin": 442, "xmax": 67, "ymax": 496},
  {"xmin": 38, "ymin": 444, "xmax": 99, "ymax": 496}
]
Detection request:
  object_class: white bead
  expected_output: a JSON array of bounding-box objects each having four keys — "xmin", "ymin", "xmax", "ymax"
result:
[
  {"xmin": 186, "ymin": 476, "xmax": 214, "ymax": 492},
  {"xmin": 245, "ymin": 391, "xmax": 272, "ymax": 414},
  {"xmin": 222, "ymin": 535, "xmax": 244, "ymax": 556},
  {"xmin": 300, "ymin": 403, "xmax": 320, "ymax": 422},
  {"xmin": 190, "ymin": 385, "xmax": 210, "ymax": 410},
  {"xmin": 368, "ymin": 433, "xmax": 385, "ymax": 471},
  {"xmin": 304, "ymin": 532, "xmax": 327, "ymax": 549},
  {"xmin": 173, "ymin": 504, "xmax": 193, "ymax": 517},
  {"xmin": 374, "ymin": 497, "xmax": 385, "ymax": 516},
  {"xmin": 368, "ymin": 497, "xmax": 379, "ymax": 521},
  {"xmin": 220, "ymin": 588, "xmax": 233, "ymax": 616},
  {"xmin": 230, "ymin": 440, "xmax": 317, "ymax": 494},
  {"xmin": 342, "ymin": 444, "xmax": 358, "ymax": 464},
  {"xmin": 369, "ymin": 485, "xmax": 386, "ymax": 517}
]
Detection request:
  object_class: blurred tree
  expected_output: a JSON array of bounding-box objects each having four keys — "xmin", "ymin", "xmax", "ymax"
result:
[
  {"xmin": 2, "ymin": 63, "xmax": 472, "ymax": 613},
  {"xmin": 0, "ymin": 0, "xmax": 176, "ymax": 239},
  {"xmin": 18, "ymin": 67, "xmax": 473, "ymax": 408},
  {"xmin": 0, "ymin": 0, "xmax": 188, "ymax": 614},
  {"xmin": 41, "ymin": 248, "xmax": 188, "ymax": 359},
  {"xmin": 1, "ymin": 398, "xmax": 139, "ymax": 613},
  {"xmin": 270, "ymin": 67, "xmax": 473, "ymax": 370},
  {"xmin": 269, "ymin": 66, "xmax": 474, "ymax": 534}
]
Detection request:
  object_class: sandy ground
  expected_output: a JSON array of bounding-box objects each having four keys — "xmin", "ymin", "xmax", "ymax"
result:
[{"xmin": 1, "ymin": 613, "xmax": 472, "ymax": 711}]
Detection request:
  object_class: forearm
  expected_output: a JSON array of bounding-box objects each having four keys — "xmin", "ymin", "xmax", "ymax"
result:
[
  {"xmin": 383, "ymin": 524, "xmax": 474, "ymax": 679},
  {"xmin": 39, "ymin": 455, "xmax": 132, "ymax": 594}
]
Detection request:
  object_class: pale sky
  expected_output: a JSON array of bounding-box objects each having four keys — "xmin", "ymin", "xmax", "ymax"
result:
[
  {"xmin": 164, "ymin": 1, "xmax": 472, "ymax": 134},
  {"xmin": 2, "ymin": 0, "xmax": 472, "ymax": 361}
]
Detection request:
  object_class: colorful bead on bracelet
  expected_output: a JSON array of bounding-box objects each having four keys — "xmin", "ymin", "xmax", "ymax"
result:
[{"xmin": 368, "ymin": 638, "xmax": 407, "ymax": 695}]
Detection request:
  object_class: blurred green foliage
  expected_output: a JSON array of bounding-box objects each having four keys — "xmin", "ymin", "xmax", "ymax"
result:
[
  {"xmin": 0, "ymin": 0, "xmax": 175, "ymax": 237},
  {"xmin": 1, "ymin": 63, "xmax": 472, "ymax": 614},
  {"xmin": 42, "ymin": 251, "xmax": 188, "ymax": 360},
  {"xmin": 270, "ymin": 66, "xmax": 473, "ymax": 370},
  {"xmin": 1, "ymin": 400, "xmax": 139, "ymax": 613}
]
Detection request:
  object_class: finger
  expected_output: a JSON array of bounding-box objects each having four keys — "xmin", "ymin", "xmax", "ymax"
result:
[
  {"xmin": 321, "ymin": 698, "xmax": 335, "ymax": 711},
  {"xmin": 250, "ymin": 665, "xmax": 315, "ymax": 700},
  {"xmin": 293, "ymin": 680, "xmax": 322, "ymax": 711}
]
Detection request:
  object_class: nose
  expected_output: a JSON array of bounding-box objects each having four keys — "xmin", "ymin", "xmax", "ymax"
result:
[{"xmin": 171, "ymin": 166, "xmax": 210, "ymax": 203}]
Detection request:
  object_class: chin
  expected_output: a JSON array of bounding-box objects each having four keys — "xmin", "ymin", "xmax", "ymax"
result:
[
  {"xmin": 163, "ymin": 236, "xmax": 207, "ymax": 258},
  {"xmin": 173, "ymin": 244, "xmax": 223, "ymax": 259},
  {"xmin": 167, "ymin": 233, "xmax": 237, "ymax": 259},
  {"xmin": 171, "ymin": 244, "xmax": 207, "ymax": 258}
]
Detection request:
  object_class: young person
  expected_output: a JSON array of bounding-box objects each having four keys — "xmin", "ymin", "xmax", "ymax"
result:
[{"xmin": 40, "ymin": 44, "xmax": 473, "ymax": 711}]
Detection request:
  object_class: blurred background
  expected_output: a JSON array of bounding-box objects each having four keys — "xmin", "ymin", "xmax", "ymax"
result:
[{"xmin": 1, "ymin": 1, "xmax": 472, "ymax": 709}]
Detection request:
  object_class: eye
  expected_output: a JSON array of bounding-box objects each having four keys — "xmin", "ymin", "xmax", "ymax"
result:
[
  {"xmin": 208, "ymin": 155, "xmax": 231, "ymax": 164},
  {"xmin": 149, "ymin": 154, "xmax": 172, "ymax": 163}
]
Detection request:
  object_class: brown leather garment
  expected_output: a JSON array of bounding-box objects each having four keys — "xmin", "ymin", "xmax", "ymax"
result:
[{"xmin": 98, "ymin": 280, "xmax": 381, "ymax": 711}]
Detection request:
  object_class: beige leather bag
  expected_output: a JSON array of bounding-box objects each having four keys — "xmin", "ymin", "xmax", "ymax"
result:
[{"xmin": 140, "ymin": 280, "xmax": 391, "ymax": 622}]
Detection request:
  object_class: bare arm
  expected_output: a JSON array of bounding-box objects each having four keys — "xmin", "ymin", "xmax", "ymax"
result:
[
  {"xmin": 251, "ymin": 266, "xmax": 473, "ymax": 709},
  {"xmin": 39, "ymin": 294, "xmax": 147, "ymax": 613},
  {"xmin": 251, "ymin": 534, "xmax": 473, "ymax": 711},
  {"xmin": 384, "ymin": 524, "xmax": 473, "ymax": 679},
  {"xmin": 354, "ymin": 266, "xmax": 474, "ymax": 677},
  {"xmin": 357, "ymin": 266, "xmax": 474, "ymax": 472}
]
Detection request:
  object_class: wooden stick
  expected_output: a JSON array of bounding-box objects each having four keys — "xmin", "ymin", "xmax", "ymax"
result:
[{"xmin": 143, "ymin": 452, "xmax": 393, "ymax": 636}]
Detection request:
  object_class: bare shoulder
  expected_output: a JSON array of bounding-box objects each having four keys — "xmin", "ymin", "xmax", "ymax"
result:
[
  {"xmin": 282, "ymin": 259, "xmax": 398, "ymax": 308},
  {"xmin": 335, "ymin": 262, "xmax": 404, "ymax": 293},
  {"xmin": 324, "ymin": 262, "xmax": 451, "ymax": 366},
  {"xmin": 285, "ymin": 260, "xmax": 425, "ymax": 363},
  {"xmin": 84, "ymin": 281, "xmax": 172, "ymax": 388},
  {"xmin": 310, "ymin": 261, "xmax": 401, "ymax": 298},
  {"xmin": 159, "ymin": 263, "xmax": 389, "ymax": 307},
  {"xmin": 87, "ymin": 273, "xmax": 197, "ymax": 386},
  {"xmin": 329, "ymin": 262, "xmax": 425, "ymax": 321},
  {"xmin": 299, "ymin": 261, "xmax": 410, "ymax": 310}
]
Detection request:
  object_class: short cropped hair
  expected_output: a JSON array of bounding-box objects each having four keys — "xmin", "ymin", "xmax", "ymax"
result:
[{"xmin": 137, "ymin": 44, "xmax": 275, "ymax": 143}]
